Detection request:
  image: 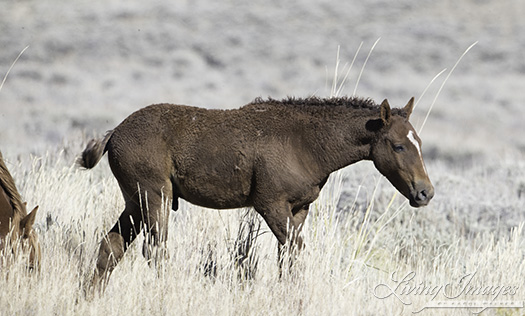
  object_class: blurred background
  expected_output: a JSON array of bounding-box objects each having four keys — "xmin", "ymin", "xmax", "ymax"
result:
[{"xmin": 0, "ymin": 0, "xmax": 523, "ymax": 160}]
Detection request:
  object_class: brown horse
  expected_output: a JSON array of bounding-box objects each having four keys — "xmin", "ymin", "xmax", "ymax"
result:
[
  {"xmin": 0, "ymin": 152, "xmax": 40, "ymax": 271},
  {"xmin": 80, "ymin": 96, "xmax": 434, "ymax": 289}
]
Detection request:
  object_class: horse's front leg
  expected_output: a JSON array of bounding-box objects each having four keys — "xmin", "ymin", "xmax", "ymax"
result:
[{"xmin": 254, "ymin": 201, "xmax": 309, "ymax": 275}]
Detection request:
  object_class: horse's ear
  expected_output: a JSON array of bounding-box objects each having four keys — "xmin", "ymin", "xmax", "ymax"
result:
[
  {"xmin": 403, "ymin": 97, "xmax": 415, "ymax": 120},
  {"xmin": 380, "ymin": 99, "xmax": 391, "ymax": 125},
  {"xmin": 20, "ymin": 206, "xmax": 38, "ymax": 234}
]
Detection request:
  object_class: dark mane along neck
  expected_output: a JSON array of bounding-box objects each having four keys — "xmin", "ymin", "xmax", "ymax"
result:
[
  {"xmin": 250, "ymin": 96, "xmax": 377, "ymax": 110},
  {"xmin": 248, "ymin": 96, "xmax": 408, "ymax": 118}
]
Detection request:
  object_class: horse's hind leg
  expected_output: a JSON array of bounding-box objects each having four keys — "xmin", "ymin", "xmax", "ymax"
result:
[
  {"xmin": 92, "ymin": 199, "xmax": 144, "ymax": 292},
  {"xmin": 91, "ymin": 184, "xmax": 171, "ymax": 292}
]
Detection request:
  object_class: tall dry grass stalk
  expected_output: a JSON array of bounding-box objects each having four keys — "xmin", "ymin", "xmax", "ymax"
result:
[
  {"xmin": 417, "ymin": 42, "xmax": 478, "ymax": 134},
  {"xmin": 0, "ymin": 45, "xmax": 29, "ymax": 93}
]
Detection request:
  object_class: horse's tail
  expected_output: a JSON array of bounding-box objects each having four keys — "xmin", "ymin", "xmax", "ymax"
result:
[{"xmin": 78, "ymin": 130, "xmax": 114, "ymax": 169}]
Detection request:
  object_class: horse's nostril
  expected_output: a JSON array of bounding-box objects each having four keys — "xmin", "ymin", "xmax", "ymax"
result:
[{"xmin": 417, "ymin": 190, "xmax": 428, "ymax": 201}]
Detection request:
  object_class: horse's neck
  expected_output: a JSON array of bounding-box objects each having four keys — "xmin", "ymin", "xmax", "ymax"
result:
[
  {"xmin": 0, "ymin": 159, "xmax": 24, "ymax": 217},
  {"xmin": 301, "ymin": 112, "xmax": 374, "ymax": 176},
  {"xmin": 0, "ymin": 188, "xmax": 15, "ymax": 237}
]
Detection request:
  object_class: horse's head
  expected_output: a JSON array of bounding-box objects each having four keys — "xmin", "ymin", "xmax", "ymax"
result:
[
  {"xmin": 369, "ymin": 98, "xmax": 434, "ymax": 207},
  {"xmin": 2, "ymin": 205, "xmax": 41, "ymax": 270},
  {"xmin": 0, "ymin": 153, "xmax": 41, "ymax": 271}
]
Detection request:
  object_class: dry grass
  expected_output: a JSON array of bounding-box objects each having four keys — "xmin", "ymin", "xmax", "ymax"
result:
[{"xmin": 0, "ymin": 150, "xmax": 523, "ymax": 316}]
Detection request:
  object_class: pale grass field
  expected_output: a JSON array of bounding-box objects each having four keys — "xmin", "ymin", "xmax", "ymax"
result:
[{"xmin": 0, "ymin": 149, "xmax": 523, "ymax": 316}]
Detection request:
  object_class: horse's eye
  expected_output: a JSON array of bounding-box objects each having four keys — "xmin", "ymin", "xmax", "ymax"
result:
[{"xmin": 393, "ymin": 145, "xmax": 405, "ymax": 153}]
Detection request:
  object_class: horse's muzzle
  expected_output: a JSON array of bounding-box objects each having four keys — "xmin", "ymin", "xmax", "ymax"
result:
[{"xmin": 409, "ymin": 183, "xmax": 434, "ymax": 207}]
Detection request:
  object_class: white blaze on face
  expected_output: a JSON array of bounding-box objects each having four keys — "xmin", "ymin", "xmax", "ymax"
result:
[{"xmin": 407, "ymin": 130, "xmax": 428, "ymax": 176}]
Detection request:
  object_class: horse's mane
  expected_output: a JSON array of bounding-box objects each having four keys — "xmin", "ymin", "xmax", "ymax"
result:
[
  {"xmin": 249, "ymin": 96, "xmax": 407, "ymax": 117},
  {"xmin": 0, "ymin": 152, "xmax": 25, "ymax": 217},
  {"xmin": 250, "ymin": 96, "xmax": 376, "ymax": 109}
]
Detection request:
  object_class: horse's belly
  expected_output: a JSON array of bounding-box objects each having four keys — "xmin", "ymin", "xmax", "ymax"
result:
[
  {"xmin": 178, "ymin": 183, "xmax": 252, "ymax": 209},
  {"xmin": 175, "ymin": 168, "xmax": 253, "ymax": 209}
]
